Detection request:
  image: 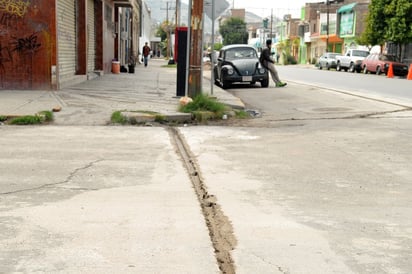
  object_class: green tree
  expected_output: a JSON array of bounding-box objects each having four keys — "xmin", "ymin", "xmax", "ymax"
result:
[
  {"xmin": 358, "ymin": 0, "xmax": 389, "ymax": 48},
  {"xmin": 156, "ymin": 20, "xmax": 175, "ymax": 58},
  {"xmin": 219, "ymin": 17, "xmax": 248, "ymax": 45},
  {"xmin": 384, "ymin": 0, "xmax": 412, "ymax": 44},
  {"xmin": 155, "ymin": 22, "xmax": 168, "ymax": 41},
  {"xmin": 360, "ymin": 0, "xmax": 412, "ymax": 54}
]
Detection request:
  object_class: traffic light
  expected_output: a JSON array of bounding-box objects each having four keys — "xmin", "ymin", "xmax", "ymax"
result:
[{"xmin": 263, "ymin": 18, "xmax": 268, "ymax": 29}]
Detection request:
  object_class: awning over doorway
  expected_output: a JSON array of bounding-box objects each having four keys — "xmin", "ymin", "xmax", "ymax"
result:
[
  {"xmin": 320, "ymin": 34, "xmax": 343, "ymax": 43},
  {"xmin": 338, "ymin": 3, "xmax": 357, "ymax": 13}
]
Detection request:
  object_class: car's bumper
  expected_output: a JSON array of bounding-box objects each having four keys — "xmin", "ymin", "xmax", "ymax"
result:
[
  {"xmin": 354, "ymin": 62, "xmax": 363, "ymax": 70},
  {"xmin": 223, "ymin": 74, "xmax": 268, "ymax": 83},
  {"xmin": 387, "ymin": 65, "xmax": 409, "ymax": 76}
]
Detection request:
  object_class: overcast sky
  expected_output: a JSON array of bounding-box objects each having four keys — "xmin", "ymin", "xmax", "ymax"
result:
[{"xmin": 229, "ymin": 0, "xmax": 321, "ymax": 18}]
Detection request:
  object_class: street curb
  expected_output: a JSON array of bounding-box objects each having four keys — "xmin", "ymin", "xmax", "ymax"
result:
[{"xmin": 122, "ymin": 111, "xmax": 192, "ymax": 124}]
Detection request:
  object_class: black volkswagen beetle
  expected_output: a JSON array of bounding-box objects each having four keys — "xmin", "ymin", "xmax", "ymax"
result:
[{"xmin": 214, "ymin": 44, "xmax": 269, "ymax": 89}]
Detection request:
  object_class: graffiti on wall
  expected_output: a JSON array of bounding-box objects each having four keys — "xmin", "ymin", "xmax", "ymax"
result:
[
  {"xmin": 0, "ymin": 32, "xmax": 41, "ymax": 87},
  {"xmin": 0, "ymin": 42, "xmax": 12, "ymax": 75},
  {"xmin": 0, "ymin": 0, "xmax": 50, "ymax": 89},
  {"xmin": 0, "ymin": 0, "xmax": 30, "ymax": 17}
]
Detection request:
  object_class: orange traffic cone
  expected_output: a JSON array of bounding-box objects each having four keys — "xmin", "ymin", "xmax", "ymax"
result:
[
  {"xmin": 387, "ymin": 63, "xmax": 394, "ymax": 78},
  {"xmin": 407, "ymin": 64, "xmax": 412, "ymax": 80}
]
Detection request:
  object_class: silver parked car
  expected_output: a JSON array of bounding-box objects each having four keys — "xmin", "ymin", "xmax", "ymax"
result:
[{"xmin": 318, "ymin": 52, "xmax": 339, "ymax": 70}]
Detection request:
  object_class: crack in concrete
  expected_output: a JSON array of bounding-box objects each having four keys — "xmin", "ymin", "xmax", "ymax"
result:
[
  {"xmin": 168, "ymin": 127, "xmax": 237, "ymax": 274},
  {"xmin": 0, "ymin": 159, "xmax": 103, "ymax": 195},
  {"xmin": 249, "ymin": 251, "xmax": 290, "ymax": 274},
  {"xmin": 264, "ymin": 108, "xmax": 412, "ymax": 123}
]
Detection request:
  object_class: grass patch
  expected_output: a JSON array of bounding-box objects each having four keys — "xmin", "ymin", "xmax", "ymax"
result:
[
  {"xmin": 162, "ymin": 63, "xmax": 177, "ymax": 68},
  {"xmin": 154, "ymin": 114, "xmax": 166, "ymax": 122},
  {"xmin": 9, "ymin": 115, "xmax": 41, "ymax": 125},
  {"xmin": 179, "ymin": 93, "xmax": 226, "ymax": 118},
  {"xmin": 0, "ymin": 116, "xmax": 7, "ymax": 122},
  {"xmin": 234, "ymin": 109, "xmax": 249, "ymax": 119},
  {"xmin": 8, "ymin": 110, "xmax": 53, "ymax": 125},
  {"xmin": 38, "ymin": 110, "xmax": 53, "ymax": 122},
  {"xmin": 111, "ymin": 111, "xmax": 127, "ymax": 124}
]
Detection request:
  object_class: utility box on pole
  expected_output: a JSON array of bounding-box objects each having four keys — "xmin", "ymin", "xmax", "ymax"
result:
[{"xmin": 175, "ymin": 27, "xmax": 188, "ymax": 97}]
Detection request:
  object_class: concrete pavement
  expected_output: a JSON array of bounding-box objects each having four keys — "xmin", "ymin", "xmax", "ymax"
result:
[
  {"xmin": 0, "ymin": 59, "xmax": 244, "ymax": 125},
  {"xmin": 0, "ymin": 126, "xmax": 221, "ymax": 273},
  {"xmin": 0, "ymin": 59, "xmax": 243, "ymax": 273}
]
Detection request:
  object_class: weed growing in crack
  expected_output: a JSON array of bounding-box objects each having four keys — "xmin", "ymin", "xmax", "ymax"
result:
[
  {"xmin": 179, "ymin": 93, "xmax": 227, "ymax": 120},
  {"xmin": 111, "ymin": 111, "xmax": 127, "ymax": 124},
  {"xmin": 8, "ymin": 110, "xmax": 53, "ymax": 125}
]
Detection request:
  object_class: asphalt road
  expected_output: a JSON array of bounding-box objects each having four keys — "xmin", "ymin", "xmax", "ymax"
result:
[
  {"xmin": 277, "ymin": 65, "xmax": 412, "ymax": 107},
  {"xmin": 212, "ymin": 75, "xmax": 412, "ymax": 273}
]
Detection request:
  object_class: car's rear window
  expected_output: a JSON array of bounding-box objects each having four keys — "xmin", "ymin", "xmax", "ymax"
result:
[
  {"xmin": 381, "ymin": 55, "xmax": 398, "ymax": 62},
  {"xmin": 225, "ymin": 48, "xmax": 257, "ymax": 59},
  {"xmin": 353, "ymin": 50, "xmax": 369, "ymax": 57}
]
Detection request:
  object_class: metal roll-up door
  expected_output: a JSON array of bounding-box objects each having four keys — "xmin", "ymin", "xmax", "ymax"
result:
[
  {"xmin": 57, "ymin": 0, "xmax": 77, "ymax": 85},
  {"xmin": 87, "ymin": 0, "xmax": 96, "ymax": 72}
]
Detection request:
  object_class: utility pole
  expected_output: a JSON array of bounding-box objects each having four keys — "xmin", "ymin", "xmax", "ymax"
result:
[
  {"xmin": 161, "ymin": 2, "xmax": 175, "ymax": 59},
  {"xmin": 175, "ymin": 0, "xmax": 180, "ymax": 26},
  {"xmin": 270, "ymin": 9, "xmax": 273, "ymax": 40},
  {"xmin": 188, "ymin": 0, "xmax": 204, "ymax": 98}
]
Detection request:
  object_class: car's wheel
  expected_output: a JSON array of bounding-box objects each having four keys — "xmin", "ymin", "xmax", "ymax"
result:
[
  {"xmin": 260, "ymin": 79, "xmax": 269, "ymax": 88},
  {"xmin": 349, "ymin": 63, "xmax": 355, "ymax": 73},
  {"xmin": 363, "ymin": 66, "xmax": 368, "ymax": 74},
  {"xmin": 221, "ymin": 76, "xmax": 230, "ymax": 89},
  {"xmin": 213, "ymin": 71, "xmax": 219, "ymax": 85},
  {"xmin": 376, "ymin": 66, "xmax": 382, "ymax": 75},
  {"xmin": 318, "ymin": 63, "xmax": 322, "ymax": 70},
  {"xmin": 213, "ymin": 68, "xmax": 219, "ymax": 85},
  {"xmin": 336, "ymin": 63, "xmax": 341, "ymax": 71}
]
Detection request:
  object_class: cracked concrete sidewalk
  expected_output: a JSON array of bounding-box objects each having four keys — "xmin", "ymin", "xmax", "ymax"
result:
[{"xmin": 0, "ymin": 59, "xmax": 244, "ymax": 125}]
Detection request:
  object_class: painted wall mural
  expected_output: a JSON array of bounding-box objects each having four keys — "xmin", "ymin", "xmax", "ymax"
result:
[{"xmin": 0, "ymin": 0, "xmax": 55, "ymax": 90}]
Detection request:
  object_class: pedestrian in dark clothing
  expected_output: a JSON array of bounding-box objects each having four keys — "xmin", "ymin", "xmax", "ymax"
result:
[
  {"xmin": 260, "ymin": 39, "xmax": 286, "ymax": 87},
  {"xmin": 142, "ymin": 42, "xmax": 151, "ymax": 67}
]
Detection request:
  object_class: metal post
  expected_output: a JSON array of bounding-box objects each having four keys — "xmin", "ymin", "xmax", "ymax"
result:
[
  {"xmin": 326, "ymin": 0, "xmax": 329, "ymax": 52},
  {"xmin": 166, "ymin": 2, "xmax": 170, "ymax": 59},
  {"xmin": 184, "ymin": 0, "xmax": 192, "ymax": 97},
  {"xmin": 210, "ymin": 0, "xmax": 215, "ymax": 95}
]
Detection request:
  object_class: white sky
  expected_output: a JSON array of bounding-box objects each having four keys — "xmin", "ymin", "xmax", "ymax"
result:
[{"xmin": 231, "ymin": 0, "xmax": 320, "ymax": 18}]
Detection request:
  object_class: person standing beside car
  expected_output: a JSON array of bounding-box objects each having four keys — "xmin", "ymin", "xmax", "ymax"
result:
[
  {"xmin": 142, "ymin": 42, "xmax": 151, "ymax": 67},
  {"xmin": 260, "ymin": 39, "xmax": 287, "ymax": 87}
]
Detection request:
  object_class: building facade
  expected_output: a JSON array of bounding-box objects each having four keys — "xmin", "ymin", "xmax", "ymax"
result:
[
  {"xmin": 0, "ymin": 0, "xmax": 142, "ymax": 90},
  {"xmin": 303, "ymin": 0, "xmax": 370, "ymax": 64}
]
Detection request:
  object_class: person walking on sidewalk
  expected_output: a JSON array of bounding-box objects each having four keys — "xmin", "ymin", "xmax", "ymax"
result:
[
  {"xmin": 260, "ymin": 39, "xmax": 287, "ymax": 87},
  {"xmin": 142, "ymin": 42, "xmax": 151, "ymax": 67}
]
